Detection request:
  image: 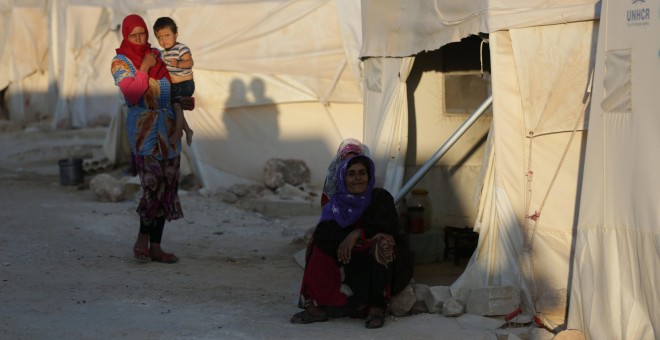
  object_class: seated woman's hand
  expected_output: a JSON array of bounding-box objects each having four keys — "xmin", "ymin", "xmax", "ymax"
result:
[
  {"xmin": 337, "ymin": 230, "xmax": 361, "ymax": 264},
  {"xmin": 371, "ymin": 233, "xmax": 396, "ymax": 265},
  {"xmin": 371, "ymin": 233, "xmax": 395, "ymax": 246}
]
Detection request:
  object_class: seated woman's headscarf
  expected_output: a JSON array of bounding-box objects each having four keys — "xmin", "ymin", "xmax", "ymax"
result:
[
  {"xmin": 115, "ymin": 14, "xmax": 170, "ymax": 81},
  {"xmin": 319, "ymin": 155, "xmax": 375, "ymax": 228},
  {"xmin": 322, "ymin": 138, "xmax": 368, "ymax": 203}
]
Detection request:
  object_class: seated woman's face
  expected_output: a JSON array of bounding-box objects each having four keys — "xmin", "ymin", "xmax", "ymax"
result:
[{"xmin": 345, "ymin": 162, "xmax": 369, "ymax": 195}]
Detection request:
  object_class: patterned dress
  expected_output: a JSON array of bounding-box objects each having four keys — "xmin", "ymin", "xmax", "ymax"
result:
[{"xmin": 111, "ymin": 53, "xmax": 183, "ymax": 221}]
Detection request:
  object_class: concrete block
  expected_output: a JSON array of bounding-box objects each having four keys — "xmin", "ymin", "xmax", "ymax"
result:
[
  {"xmin": 424, "ymin": 285, "xmax": 451, "ymax": 313},
  {"xmin": 466, "ymin": 286, "xmax": 520, "ymax": 316}
]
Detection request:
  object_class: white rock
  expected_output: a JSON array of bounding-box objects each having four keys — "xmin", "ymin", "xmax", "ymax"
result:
[
  {"xmin": 390, "ymin": 284, "xmax": 415, "ymax": 316},
  {"xmin": 90, "ymin": 173, "xmax": 123, "ymax": 202}
]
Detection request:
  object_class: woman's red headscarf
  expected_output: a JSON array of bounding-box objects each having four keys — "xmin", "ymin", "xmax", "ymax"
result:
[{"xmin": 115, "ymin": 14, "xmax": 170, "ymax": 81}]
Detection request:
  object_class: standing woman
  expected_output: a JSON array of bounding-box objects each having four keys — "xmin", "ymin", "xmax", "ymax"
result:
[{"xmin": 111, "ymin": 14, "xmax": 182, "ymax": 263}]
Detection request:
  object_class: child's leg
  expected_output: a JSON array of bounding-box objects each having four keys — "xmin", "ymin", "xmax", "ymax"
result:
[
  {"xmin": 170, "ymin": 102, "xmax": 185, "ymax": 145},
  {"xmin": 175, "ymin": 80, "xmax": 195, "ymax": 146},
  {"xmin": 182, "ymin": 112, "xmax": 194, "ymax": 146}
]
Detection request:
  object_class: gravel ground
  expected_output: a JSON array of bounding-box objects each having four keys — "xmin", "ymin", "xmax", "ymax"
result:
[{"xmin": 0, "ymin": 128, "xmax": 515, "ymax": 339}]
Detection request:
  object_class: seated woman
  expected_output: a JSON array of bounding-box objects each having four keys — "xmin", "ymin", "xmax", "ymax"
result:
[{"xmin": 291, "ymin": 154, "xmax": 405, "ymax": 329}]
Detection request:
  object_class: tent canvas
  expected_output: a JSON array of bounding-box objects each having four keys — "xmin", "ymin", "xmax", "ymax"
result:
[
  {"xmin": 567, "ymin": 0, "xmax": 659, "ymax": 338},
  {"xmin": 1, "ymin": 0, "xmax": 367, "ymax": 191},
  {"xmin": 358, "ymin": 0, "xmax": 655, "ymax": 337},
  {"xmin": 0, "ymin": 0, "xmax": 51, "ymax": 124},
  {"xmin": 450, "ymin": 21, "xmax": 595, "ymax": 324},
  {"xmin": 362, "ymin": 0, "xmax": 657, "ymax": 337}
]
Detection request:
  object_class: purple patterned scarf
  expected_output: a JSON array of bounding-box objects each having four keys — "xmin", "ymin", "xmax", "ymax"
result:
[
  {"xmin": 319, "ymin": 155, "xmax": 375, "ymax": 228},
  {"xmin": 322, "ymin": 138, "xmax": 367, "ymax": 201}
]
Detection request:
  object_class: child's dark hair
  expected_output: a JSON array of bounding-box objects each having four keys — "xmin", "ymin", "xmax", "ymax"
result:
[{"xmin": 153, "ymin": 17, "xmax": 178, "ymax": 34}]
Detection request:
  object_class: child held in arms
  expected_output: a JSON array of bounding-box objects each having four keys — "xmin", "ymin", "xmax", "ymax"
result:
[{"xmin": 153, "ymin": 16, "xmax": 195, "ymax": 146}]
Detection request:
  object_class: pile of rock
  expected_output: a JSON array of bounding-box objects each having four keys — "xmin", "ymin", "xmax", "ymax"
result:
[
  {"xmin": 263, "ymin": 158, "xmax": 310, "ymax": 190},
  {"xmin": 88, "ymin": 157, "xmax": 319, "ymax": 205},
  {"xmin": 390, "ymin": 284, "xmax": 521, "ymax": 318}
]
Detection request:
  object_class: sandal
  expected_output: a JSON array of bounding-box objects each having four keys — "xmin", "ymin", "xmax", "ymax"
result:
[
  {"xmin": 290, "ymin": 310, "xmax": 328, "ymax": 324},
  {"xmin": 133, "ymin": 247, "xmax": 150, "ymax": 262},
  {"xmin": 150, "ymin": 252, "xmax": 179, "ymax": 264},
  {"xmin": 365, "ymin": 314, "xmax": 385, "ymax": 329}
]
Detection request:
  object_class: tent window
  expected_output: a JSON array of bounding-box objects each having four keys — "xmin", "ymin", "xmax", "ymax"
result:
[
  {"xmin": 601, "ymin": 49, "xmax": 632, "ymax": 114},
  {"xmin": 444, "ymin": 72, "xmax": 491, "ymax": 115}
]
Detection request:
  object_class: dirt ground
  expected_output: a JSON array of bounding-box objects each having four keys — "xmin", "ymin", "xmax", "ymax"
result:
[{"xmin": 0, "ymin": 128, "xmax": 516, "ymax": 339}]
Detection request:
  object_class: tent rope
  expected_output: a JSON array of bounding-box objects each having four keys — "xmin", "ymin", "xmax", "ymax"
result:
[
  {"xmin": 523, "ymin": 136, "xmax": 534, "ymax": 251},
  {"xmin": 525, "ymin": 91, "xmax": 591, "ymax": 251},
  {"xmin": 518, "ymin": 135, "xmax": 538, "ymax": 312}
]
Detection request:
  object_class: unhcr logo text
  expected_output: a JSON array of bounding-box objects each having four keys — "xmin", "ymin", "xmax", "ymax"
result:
[{"xmin": 627, "ymin": 0, "xmax": 650, "ymax": 26}]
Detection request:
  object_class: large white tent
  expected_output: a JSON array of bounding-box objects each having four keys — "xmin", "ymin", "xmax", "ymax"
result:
[
  {"xmin": 360, "ymin": 0, "xmax": 658, "ymax": 338},
  {"xmin": 567, "ymin": 0, "xmax": 659, "ymax": 338},
  {"xmin": 1, "ymin": 0, "xmax": 366, "ymax": 190},
  {"xmin": 360, "ymin": 0, "xmax": 598, "ymax": 326}
]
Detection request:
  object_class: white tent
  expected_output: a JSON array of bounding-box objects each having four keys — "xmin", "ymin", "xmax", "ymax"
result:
[
  {"xmin": 361, "ymin": 0, "xmax": 658, "ymax": 338},
  {"xmin": 0, "ymin": 0, "xmax": 51, "ymax": 124},
  {"xmin": 360, "ymin": 0, "xmax": 597, "ymax": 323},
  {"xmin": 1, "ymin": 0, "xmax": 366, "ymax": 190},
  {"xmin": 567, "ymin": 0, "xmax": 659, "ymax": 338}
]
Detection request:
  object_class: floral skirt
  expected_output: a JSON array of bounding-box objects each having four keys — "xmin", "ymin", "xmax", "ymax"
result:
[{"xmin": 134, "ymin": 155, "xmax": 183, "ymax": 221}]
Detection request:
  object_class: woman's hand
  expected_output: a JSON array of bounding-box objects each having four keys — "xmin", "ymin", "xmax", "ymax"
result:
[
  {"xmin": 337, "ymin": 230, "xmax": 361, "ymax": 264},
  {"xmin": 140, "ymin": 52, "xmax": 157, "ymax": 73},
  {"xmin": 372, "ymin": 233, "xmax": 395, "ymax": 246}
]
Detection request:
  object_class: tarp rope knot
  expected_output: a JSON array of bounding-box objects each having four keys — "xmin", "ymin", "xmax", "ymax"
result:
[{"xmin": 526, "ymin": 211, "xmax": 540, "ymax": 222}]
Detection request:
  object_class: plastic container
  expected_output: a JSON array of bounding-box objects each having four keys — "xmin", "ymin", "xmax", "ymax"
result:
[
  {"xmin": 407, "ymin": 188, "xmax": 432, "ymax": 233},
  {"xmin": 58, "ymin": 158, "xmax": 84, "ymax": 186}
]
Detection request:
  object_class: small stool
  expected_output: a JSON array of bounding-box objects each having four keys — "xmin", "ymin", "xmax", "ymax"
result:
[{"xmin": 443, "ymin": 226, "xmax": 479, "ymax": 265}]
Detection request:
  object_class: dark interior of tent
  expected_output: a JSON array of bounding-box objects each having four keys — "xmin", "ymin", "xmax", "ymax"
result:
[{"xmin": 405, "ymin": 34, "xmax": 492, "ymax": 286}]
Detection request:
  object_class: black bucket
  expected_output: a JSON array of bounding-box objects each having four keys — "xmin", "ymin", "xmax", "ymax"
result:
[{"xmin": 58, "ymin": 158, "xmax": 84, "ymax": 186}]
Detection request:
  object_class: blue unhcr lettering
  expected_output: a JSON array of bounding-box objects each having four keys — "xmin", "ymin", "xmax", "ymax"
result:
[{"xmin": 627, "ymin": 8, "xmax": 650, "ymax": 22}]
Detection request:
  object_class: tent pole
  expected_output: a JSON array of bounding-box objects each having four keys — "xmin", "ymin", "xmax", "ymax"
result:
[{"xmin": 393, "ymin": 95, "xmax": 493, "ymax": 205}]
